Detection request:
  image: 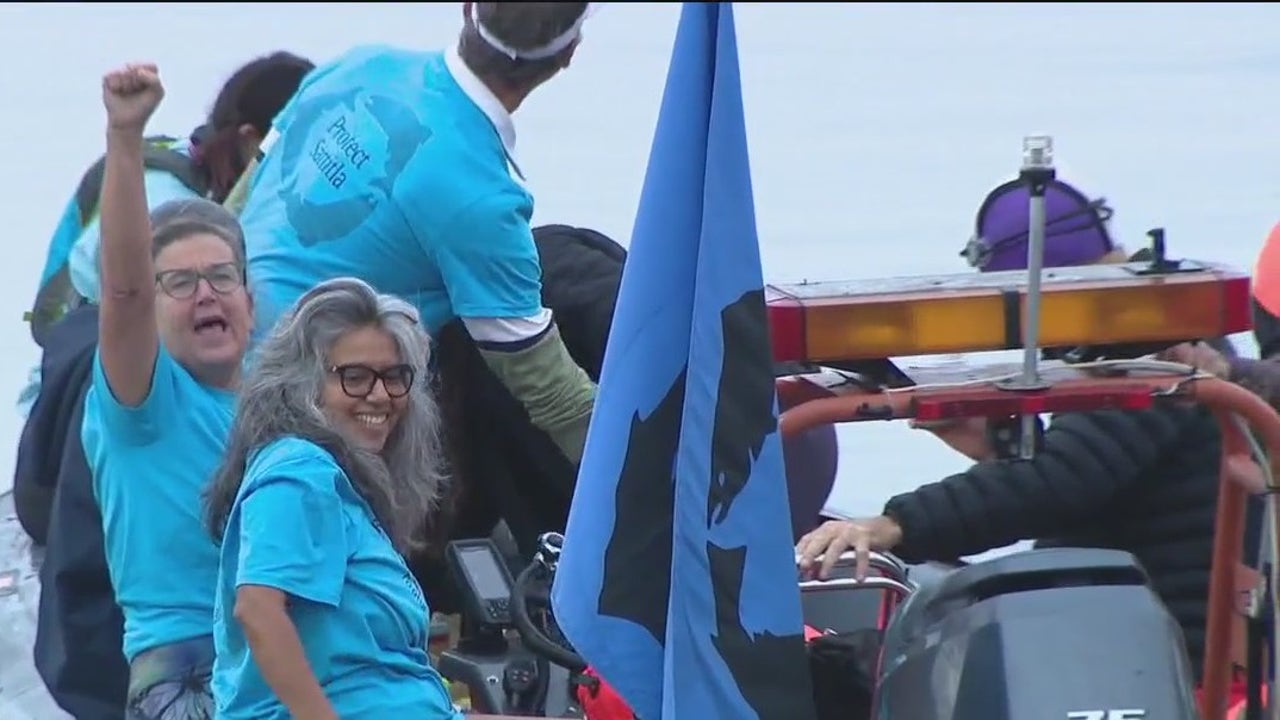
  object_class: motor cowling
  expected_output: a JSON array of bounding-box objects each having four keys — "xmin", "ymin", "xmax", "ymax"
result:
[{"xmin": 873, "ymin": 548, "xmax": 1200, "ymax": 720}]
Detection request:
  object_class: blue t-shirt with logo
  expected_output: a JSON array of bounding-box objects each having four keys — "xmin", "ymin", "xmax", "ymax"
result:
[
  {"xmin": 239, "ymin": 44, "xmax": 543, "ymax": 341},
  {"xmin": 81, "ymin": 345, "xmax": 235, "ymax": 662},
  {"xmin": 211, "ymin": 436, "xmax": 459, "ymax": 719}
]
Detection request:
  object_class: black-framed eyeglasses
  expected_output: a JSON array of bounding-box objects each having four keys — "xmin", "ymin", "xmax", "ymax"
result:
[
  {"xmin": 328, "ymin": 363, "xmax": 416, "ymax": 399},
  {"xmin": 154, "ymin": 262, "xmax": 244, "ymax": 299},
  {"xmin": 960, "ymin": 197, "xmax": 1115, "ymax": 270}
]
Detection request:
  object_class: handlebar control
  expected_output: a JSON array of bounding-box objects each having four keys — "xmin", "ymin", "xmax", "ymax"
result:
[
  {"xmin": 512, "ymin": 560, "xmax": 588, "ymax": 674},
  {"xmin": 503, "ymin": 656, "xmax": 541, "ymax": 700}
]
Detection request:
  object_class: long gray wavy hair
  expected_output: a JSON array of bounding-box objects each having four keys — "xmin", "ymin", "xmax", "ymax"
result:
[{"xmin": 205, "ymin": 277, "xmax": 449, "ymax": 554}]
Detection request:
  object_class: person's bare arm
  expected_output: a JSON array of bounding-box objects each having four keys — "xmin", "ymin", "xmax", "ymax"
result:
[
  {"xmin": 1158, "ymin": 341, "xmax": 1280, "ymax": 409},
  {"xmin": 233, "ymin": 585, "xmax": 338, "ymax": 720},
  {"xmin": 233, "ymin": 444, "xmax": 351, "ymax": 718},
  {"xmin": 1228, "ymin": 356, "xmax": 1280, "ymax": 409},
  {"xmin": 909, "ymin": 417, "xmax": 995, "ymax": 463},
  {"xmin": 98, "ymin": 65, "xmax": 164, "ymax": 406}
]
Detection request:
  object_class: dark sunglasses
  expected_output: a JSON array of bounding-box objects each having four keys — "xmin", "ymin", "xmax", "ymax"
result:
[
  {"xmin": 960, "ymin": 197, "xmax": 1115, "ymax": 270},
  {"xmin": 154, "ymin": 262, "xmax": 244, "ymax": 300},
  {"xmin": 328, "ymin": 363, "xmax": 416, "ymax": 399}
]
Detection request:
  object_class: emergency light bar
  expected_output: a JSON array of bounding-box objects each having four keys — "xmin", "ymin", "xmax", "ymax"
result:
[{"xmin": 767, "ymin": 260, "xmax": 1251, "ymax": 364}]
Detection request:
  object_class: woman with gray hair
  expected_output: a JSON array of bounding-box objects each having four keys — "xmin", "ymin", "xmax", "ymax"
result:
[
  {"xmin": 84, "ymin": 64, "xmax": 257, "ymax": 719},
  {"xmin": 204, "ymin": 277, "xmax": 457, "ymax": 719}
]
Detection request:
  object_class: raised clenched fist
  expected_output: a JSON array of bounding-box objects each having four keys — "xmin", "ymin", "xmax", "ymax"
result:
[{"xmin": 102, "ymin": 63, "xmax": 165, "ymax": 133}]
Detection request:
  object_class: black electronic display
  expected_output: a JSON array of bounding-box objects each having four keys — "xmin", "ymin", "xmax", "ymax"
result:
[{"xmin": 446, "ymin": 539, "xmax": 516, "ymax": 629}]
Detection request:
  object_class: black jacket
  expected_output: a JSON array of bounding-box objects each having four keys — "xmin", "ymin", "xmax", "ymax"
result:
[
  {"xmin": 883, "ymin": 389, "xmax": 1261, "ymax": 683},
  {"xmin": 13, "ymin": 305, "xmax": 100, "ymax": 545},
  {"xmin": 1254, "ymin": 297, "xmax": 1280, "ymax": 361},
  {"xmin": 16, "ymin": 304, "xmax": 130, "ymax": 720}
]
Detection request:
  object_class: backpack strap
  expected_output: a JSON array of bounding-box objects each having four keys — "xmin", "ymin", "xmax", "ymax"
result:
[
  {"xmin": 28, "ymin": 270, "xmax": 78, "ymax": 348},
  {"xmin": 28, "ymin": 135, "xmax": 209, "ymax": 347}
]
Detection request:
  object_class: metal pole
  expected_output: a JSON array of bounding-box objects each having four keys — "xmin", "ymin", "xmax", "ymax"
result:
[{"xmin": 1017, "ymin": 135, "xmax": 1056, "ymax": 459}]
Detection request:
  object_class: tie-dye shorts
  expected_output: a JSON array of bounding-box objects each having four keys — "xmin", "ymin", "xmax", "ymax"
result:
[{"xmin": 125, "ymin": 635, "xmax": 215, "ymax": 720}]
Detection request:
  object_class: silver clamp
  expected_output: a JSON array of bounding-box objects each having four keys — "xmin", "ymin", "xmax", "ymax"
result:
[{"xmin": 534, "ymin": 531, "xmax": 565, "ymax": 573}]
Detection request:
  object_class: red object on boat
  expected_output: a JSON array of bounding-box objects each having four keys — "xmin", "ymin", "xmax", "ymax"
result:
[
  {"xmin": 575, "ymin": 667, "xmax": 636, "ymax": 720},
  {"xmin": 575, "ymin": 629, "xmax": 836, "ymax": 719},
  {"xmin": 1195, "ymin": 679, "xmax": 1268, "ymax": 720}
]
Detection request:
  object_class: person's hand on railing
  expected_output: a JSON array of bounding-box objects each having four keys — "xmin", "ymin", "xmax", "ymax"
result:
[
  {"xmin": 910, "ymin": 416, "xmax": 995, "ymax": 463},
  {"xmin": 1156, "ymin": 342, "xmax": 1231, "ymax": 379},
  {"xmin": 797, "ymin": 517, "xmax": 904, "ymax": 581}
]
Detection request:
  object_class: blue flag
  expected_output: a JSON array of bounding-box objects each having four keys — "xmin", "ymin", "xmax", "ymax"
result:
[{"xmin": 550, "ymin": 4, "xmax": 818, "ymax": 719}]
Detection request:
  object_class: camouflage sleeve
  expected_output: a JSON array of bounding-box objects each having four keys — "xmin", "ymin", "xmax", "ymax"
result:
[{"xmin": 477, "ymin": 323, "xmax": 598, "ymax": 465}]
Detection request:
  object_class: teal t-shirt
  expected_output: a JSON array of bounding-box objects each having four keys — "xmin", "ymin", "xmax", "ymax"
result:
[
  {"xmin": 238, "ymin": 44, "xmax": 544, "ymax": 342},
  {"xmin": 81, "ymin": 345, "xmax": 235, "ymax": 662},
  {"xmin": 211, "ymin": 436, "xmax": 459, "ymax": 720}
]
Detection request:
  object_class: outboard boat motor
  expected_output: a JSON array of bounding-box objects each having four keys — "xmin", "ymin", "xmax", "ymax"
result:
[{"xmin": 873, "ymin": 547, "xmax": 1200, "ymax": 719}]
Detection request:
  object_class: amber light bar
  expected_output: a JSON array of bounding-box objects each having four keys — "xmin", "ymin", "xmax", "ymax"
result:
[{"xmin": 767, "ymin": 261, "xmax": 1252, "ymax": 364}]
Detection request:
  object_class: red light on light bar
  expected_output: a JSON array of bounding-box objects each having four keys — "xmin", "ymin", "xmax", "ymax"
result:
[
  {"xmin": 1222, "ymin": 275, "xmax": 1252, "ymax": 334},
  {"xmin": 913, "ymin": 385, "xmax": 1155, "ymax": 422},
  {"xmin": 767, "ymin": 291, "xmax": 807, "ymax": 363}
]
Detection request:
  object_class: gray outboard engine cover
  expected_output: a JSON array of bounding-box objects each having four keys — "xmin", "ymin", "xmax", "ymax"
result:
[{"xmin": 875, "ymin": 548, "xmax": 1199, "ymax": 719}]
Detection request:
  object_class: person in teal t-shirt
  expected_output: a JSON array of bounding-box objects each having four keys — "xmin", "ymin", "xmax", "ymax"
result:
[
  {"xmin": 81, "ymin": 64, "xmax": 258, "ymax": 719},
  {"xmin": 20, "ymin": 51, "xmax": 312, "ymax": 417},
  {"xmin": 204, "ymin": 277, "xmax": 456, "ymax": 719},
  {"xmin": 238, "ymin": 3, "xmax": 599, "ymax": 470}
]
